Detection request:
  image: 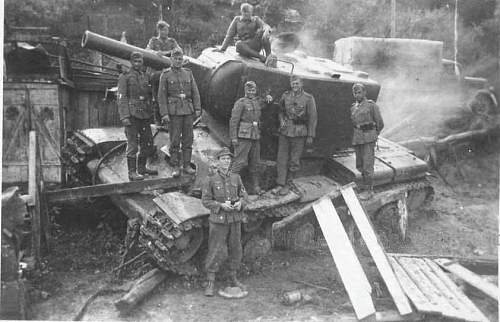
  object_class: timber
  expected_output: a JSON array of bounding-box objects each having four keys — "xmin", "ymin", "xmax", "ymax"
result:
[
  {"xmin": 114, "ymin": 268, "xmax": 168, "ymax": 314},
  {"xmin": 45, "ymin": 175, "xmax": 194, "ymax": 202}
]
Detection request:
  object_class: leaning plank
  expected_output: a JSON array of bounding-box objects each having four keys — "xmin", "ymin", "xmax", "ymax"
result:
[
  {"xmin": 435, "ymin": 258, "xmax": 498, "ymax": 302},
  {"xmin": 398, "ymin": 257, "xmax": 462, "ymax": 320},
  {"xmin": 341, "ymin": 185, "xmax": 413, "ymax": 316},
  {"xmin": 424, "ymin": 259, "xmax": 489, "ymax": 322},
  {"xmin": 413, "ymin": 258, "xmax": 477, "ymax": 321},
  {"xmin": 388, "ymin": 257, "xmax": 439, "ymax": 314},
  {"xmin": 312, "ymin": 198, "xmax": 375, "ymax": 321},
  {"xmin": 45, "ymin": 175, "xmax": 193, "ymax": 203}
]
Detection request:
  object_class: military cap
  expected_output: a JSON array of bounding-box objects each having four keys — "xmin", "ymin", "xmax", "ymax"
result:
[
  {"xmin": 352, "ymin": 83, "xmax": 366, "ymax": 91},
  {"xmin": 130, "ymin": 51, "xmax": 143, "ymax": 60},
  {"xmin": 171, "ymin": 48, "xmax": 184, "ymax": 57},
  {"xmin": 216, "ymin": 147, "xmax": 233, "ymax": 159},
  {"xmin": 157, "ymin": 20, "xmax": 170, "ymax": 29},
  {"xmin": 240, "ymin": 3, "xmax": 253, "ymax": 13},
  {"xmin": 290, "ymin": 74, "xmax": 303, "ymax": 83},
  {"xmin": 244, "ymin": 80, "xmax": 256, "ymax": 89}
]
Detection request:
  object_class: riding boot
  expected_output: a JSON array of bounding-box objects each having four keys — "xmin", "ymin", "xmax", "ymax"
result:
[
  {"xmin": 137, "ymin": 156, "xmax": 158, "ymax": 176},
  {"xmin": 204, "ymin": 273, "xmax": 215, "ymax": 297},
  {"xmin": 229, "ymin": 271, "xmax": 246, "ymax": 290},
  {"xmin": 279, "ymin": 171, "xmax": 294, "ymax": 196},
  {"xmin": 182, "ymin": 149, "xmax": 196, "ymax": 174},
  {"xmin": 127, "ymin": 157, "xmax": 144, "ymax": 181}
]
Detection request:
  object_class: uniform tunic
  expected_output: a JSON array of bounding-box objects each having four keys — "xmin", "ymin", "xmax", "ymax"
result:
[
  {"xmin": 117, "ymin": 69, "xmax": 154, "ymax": 158},
  {"xmin": 220, "ymin": 16, "xmax": 267, "ymax": 52},
  {"xmin": 202, "ymin": 170, "xmax": 248, "ymax": 274},
  {"xmin": 350, "ymin": 98, "xmax": 384, "ymax": 182},
  {"xmin": 229, "ymin": 96, "xmax": 265, "ymax": 174},
  {"xmin": 158, "ymin": 67, "xmax": 201, "ymax": 166},
  {"xmin": 276, "ymin": 90, "xmax": 317, "ymax": 185}
]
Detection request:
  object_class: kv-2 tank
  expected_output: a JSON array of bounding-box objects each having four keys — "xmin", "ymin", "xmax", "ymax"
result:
[{"xmin": 63, "ymin": 31, "xmax": 434, "ymax": 275}]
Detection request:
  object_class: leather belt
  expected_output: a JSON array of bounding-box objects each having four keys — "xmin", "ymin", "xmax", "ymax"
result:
[{"xmin": 355, "ymin": 123, "xmax": 375, "ymax": 131}]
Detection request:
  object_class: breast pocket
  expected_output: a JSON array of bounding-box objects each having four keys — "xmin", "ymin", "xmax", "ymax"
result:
[{"xmin": 213, "ymin": 182, "xmax": 225, "ymax": 200}]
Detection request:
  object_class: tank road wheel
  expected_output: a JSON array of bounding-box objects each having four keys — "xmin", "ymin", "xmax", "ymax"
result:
[{"xmin": 170, "ymin": 228, "xmax": 204, "ymax": 263}]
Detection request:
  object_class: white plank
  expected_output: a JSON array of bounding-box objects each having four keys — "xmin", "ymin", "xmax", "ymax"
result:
[
  {"xmin": 341, "ymin": 185, "xmax": 413, "ymax": 316},
  {"xmin": 425, "ymin": 259, "xmax": 489, "ymax": 322},
  {"xmin": 313, "ymin": 198, "xmax": 375, "ymax": 320},
  {"xmin": 436, "ymin": 258, "xmax": 499, "ymax": 302}
]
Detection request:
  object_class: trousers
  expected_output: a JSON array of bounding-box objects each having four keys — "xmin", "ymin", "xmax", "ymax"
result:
[
  {"xmin": 231, "ymin": 139, "xmax": 260, "ymax": 174},
  {"xmin": 354, "ymin": 141, "xmax": 375, "ymax": 185},
  {"xmin": 169, "ymin": 114, "xmax": 194, "ymax": 166},
  {"xmin": 125, "ymin": 117, "xmax": 154, "ymax": 158},
  {"xmin": 205, "ymin": 221, "xmax": 242, "ymax": 274},
  {"xmin": 276, "ymin": 135, "xmax": 306, "ymax": 186}
]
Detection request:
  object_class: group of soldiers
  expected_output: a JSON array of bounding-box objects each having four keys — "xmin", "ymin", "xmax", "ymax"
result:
[{"xmin": 117, "ymin": 1, "xmax": 384, "ymax": 298}]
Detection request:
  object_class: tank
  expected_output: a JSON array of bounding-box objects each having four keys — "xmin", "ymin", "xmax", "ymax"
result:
[{"xmin": 63, "ymin": 31, "xmax": 434, "ymax": 275}]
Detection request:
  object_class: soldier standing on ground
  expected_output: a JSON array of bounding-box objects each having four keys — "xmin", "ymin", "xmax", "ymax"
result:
[
  {"xmin": 117, "ymin": 52, "xmax": 158, "ymax": 181},
  {"xmin": 272, "ymin": 75, "xmax": 317, "ymax": 195},
  {"xmin": 158, "ymin": 48, "xmax": 201, "ymax": 177},
  {"xmin": 350, "ymin": 83, "xmax": 384, "ymax": 199},
  {"xmin": 229, "ymin": 81, "xmax": 273, "ymax": 195},
  {"xmin": 202, "ymin": 147, "xmax": 248, "ymax": 297},
  {"xmin": 215, "ymin": 3, "xmax": 272, "ymax": 63},
  {"xmin": 146, "ymin": 20, "xmax": 182, "ymax": 124}
]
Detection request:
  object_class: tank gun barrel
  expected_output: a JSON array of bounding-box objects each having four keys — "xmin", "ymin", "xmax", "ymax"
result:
[{"xmin": 81, "ymin": 30, "xmax": 171, "ymax": 70}]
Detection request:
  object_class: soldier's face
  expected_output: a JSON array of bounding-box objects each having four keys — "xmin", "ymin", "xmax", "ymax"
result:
[
  {"xmin": 245, "ymin": 87, "xmax": 257, "ymax": 98},
  {"xmin": 290, "ymin": 80, "xmax": 302, "ymax": 93},
  {"xmin": 353, "ymin": 88, "xmax": 366, "ymax": 102},
  {"xmin": 159, "ymin": 27, "xmax": 169, "ymax": 38},
  {"xmin": 132, "ymin": 57, "xmax": 143, "ymax": 70},
  {"xmin": 172, "ymin": 55, "xmax": 183, "ymax": 68},
  {"xmin": 241, "ymin": 8, "xmax": 253, "ymax": 20},
  {"xmin": 218, "ymin": 155, "xmax": 232, "ymax": 171}
]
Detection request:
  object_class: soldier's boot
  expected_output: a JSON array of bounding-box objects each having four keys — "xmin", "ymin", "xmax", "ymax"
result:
[
  {"xmin": 170, "ymin": 151, "xmax": 181, "ymax": 178},
  {"xmin": 278, "ymin": 171, "xmax": 295, "ymax": 196},
  {"xmin": 182, "ymin": 149, "xmax": 196, "ymax": 174},
  {"xmin": 229, "ymin": 271, "xmax": 246, "ymax": 290},
  {"xmin": 137, "ymin": 156, "xmax": 158, "ymax": 176},
  {"xmin": 204, "ymin": 273, "xmax": 215, "ymax": 297},
  {"xmin": 250, "ymin": 173, "xmax": 262, "ymax": 195},
  {"xmin": 359, "ymin": 175, "xmax": 374, "ymax": 200},
  {"xmin": 127, "ymin": 157, "xmax": 144, "ymax": 181}
]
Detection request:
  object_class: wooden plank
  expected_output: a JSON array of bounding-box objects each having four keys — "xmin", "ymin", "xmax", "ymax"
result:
[
  {"xmin": 312, "ymin": 198, "xmax": 376, "ymax": 321},
  {"xmin": 341, "ymin": 185, "xmax": 413, "ymax": 316},
  {"xmin": 413, "ymin": 258, "xmax": 477, "ymax": 321},
  {"xmin": 424, "ymin": 259, "xmax": 489, "ymax": 322},
  {"xmin": 388, "ymin": 257, "xmax": 439, "ymax": 314},
  {"xmin": 88, "ymin": 92, "xmax": 100, "ymax": 128},
  {"xmin": 45, "ymin": 175, "xmax": 194, "ymax": 203},
  {"xmin": 28, "ymin": 131, "xmax": 42, "ymax": 260},
  {"xmin": 398, "ymin": 257, "xmax": 462, "ymax": 320},
  {"xmin": 436, "ymin": 258, "xmax": 499, "ymax": 302},
  {"xmin": 28, "ymin": 131, "xmax": 37, "ymax": 206},
  {"xmin": 153, "ymin": 192, "xmax": 209, "ymax": 225}
]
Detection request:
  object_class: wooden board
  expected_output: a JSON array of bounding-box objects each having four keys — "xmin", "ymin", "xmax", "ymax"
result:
[
  {"xmin": 312, "ymin": 198, "xmax": 375, "ymax": 320},
  {"xmin": 341, "ymin": 185, "xmax": 413, "ymax": 316},
  {"xmin": 436, "ymin": 258, "xmax": 499, "ymax": 302},
  {"xmin": 153, "ymin": 192, "xmax": 209, "ymax": 225}
]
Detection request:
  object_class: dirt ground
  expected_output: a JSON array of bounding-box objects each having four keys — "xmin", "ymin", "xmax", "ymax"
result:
[{"xmin": 30, "ymin": 149, "xmax": 498, "ymax": 321}]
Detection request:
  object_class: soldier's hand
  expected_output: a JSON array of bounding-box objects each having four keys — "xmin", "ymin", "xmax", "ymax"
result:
[
  {"xmin": 220, "ymin": 202, "xmax": 233, "ymax": 211},
  {"xmin": 161, "ymin": 114, "xmax": 170, "ymax": 124},
  {"xmin": 233, "ymin": 200, "xmax": 242, "ymax": 211},
  {"xmin": 231, "ymin": 139, "xmax": 239, "ymax": 147},
  {"xmin": 195, "ymin": 109, "xmax": 202, "ymax": 118},
  {"xmin": 265, "ymin": 94, "xmax": 273, "ymax": 103},
  {"xmin": 306, "ymin": 136, "xmax": 314, "ymax": 145},
  {"xmin": 122, "ymin": 118, "xmax": 132, "ymax": 127},
  {"xmin": 263, "ymin": 28, "xmax": 271, "ymax": 39}
]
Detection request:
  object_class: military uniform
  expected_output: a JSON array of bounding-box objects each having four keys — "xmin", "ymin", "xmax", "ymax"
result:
[
  {"xmin": 202, "ymin": 169, "xmax": 248, "ymax": 280},
  {"xmin": 158, "ymin": 66, "xmax": 201, "ymax": 169},
  {"xmin": 350, "ymin": 98, "xmax": 384, "ymax": 187},
  {"xmin": 117, "ymin": 67, "xmax": 154, "ymax": 178},
  {"xmin": 276, "ymin": 89, "xmax": 317, "ymax": 186},
  {"xmin": 229, "ymin": 96, "xmax": 265, "ymax": 175},
  {"xmin": 220, "ymin": 15, "xmax": 271, "ymax": 59}
]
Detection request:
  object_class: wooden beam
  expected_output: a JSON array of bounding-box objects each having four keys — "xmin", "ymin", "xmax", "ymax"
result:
[
  {"xmin": 341, "ymin": 185, "xmax": 413, "ymax": 316},
  {"xmin": 45, "ymin": 175, "xmax": 194, "ymax": 203},
  {"xmin": 436, "ymin": 258, "xmax": 499, "ymax": 302},
  {"xmin": 312, "ymin": 198, "xmax": 376, "ymax": 321},
  {"xmin": 28, "ymin": 131, "xmax": 42, "ymax": 260}
]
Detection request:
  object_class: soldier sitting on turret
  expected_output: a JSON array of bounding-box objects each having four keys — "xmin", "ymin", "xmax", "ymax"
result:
[{"xmin": 215, "ymin": 2, "xmax": 272, "ymax": 63}]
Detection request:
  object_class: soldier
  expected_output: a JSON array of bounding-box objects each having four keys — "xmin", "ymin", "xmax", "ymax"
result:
[
  {"xmin": 158, "ymin": 48, "xmax": 202, "ymax": 177},
  {"xmin": 146, "ymin": 20, "xmax": 182, "ymax": 124},
  {"xmin": 272, "ymin": 75, "xmax": 317, "ymax": 195},
  {"xmin": 117, "ymin": 52, "xmax": 158, "ymax": 181},
  {"xmin": 229, "ymin": 81, "xmax": 272, "ymax": 194},
  {"xmin": 202, "ymin": 147, "xmax": 248, "ymax": 297},
  {"xmin": 350, "ymin": 83, "xmax": 384, "ymax": 199},
  {"xmin": 215, "ymin": 3, "xmax": 272, "ymax": 63}
]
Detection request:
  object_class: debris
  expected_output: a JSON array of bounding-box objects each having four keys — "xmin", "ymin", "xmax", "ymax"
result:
[{"xmin": 218, "ymin": 286, "xmax": 249, "ymax": 299}]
